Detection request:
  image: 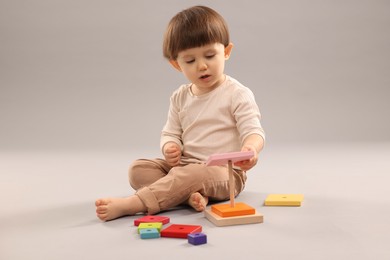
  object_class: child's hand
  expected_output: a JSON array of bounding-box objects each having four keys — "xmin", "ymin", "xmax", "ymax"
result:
[
  {"xmin": 163, "ymin": 142, "xmax": 181, "ymax": 167},
  {"xmin": 234, "ymin": 145, "xmax": 258, "ymax": 171}
]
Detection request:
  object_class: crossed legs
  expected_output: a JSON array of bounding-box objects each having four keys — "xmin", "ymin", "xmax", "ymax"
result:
[{"xmin": 96, "ymin": 159, "xmax": 245, "ymax": 221}]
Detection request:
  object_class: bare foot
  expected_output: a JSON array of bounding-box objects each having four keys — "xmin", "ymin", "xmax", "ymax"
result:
[
  {"xmin": 95, "ymin": 196, "xmax": 145, "ymax": 221},
  {"xmin": 188, "ymin": 192, "xmax": 208, "ymax": 212}
]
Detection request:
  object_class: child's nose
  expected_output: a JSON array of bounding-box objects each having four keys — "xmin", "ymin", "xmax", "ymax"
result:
[{"xmin": 198, "ymin": 61, "xmax": 207, "ymax": 71}]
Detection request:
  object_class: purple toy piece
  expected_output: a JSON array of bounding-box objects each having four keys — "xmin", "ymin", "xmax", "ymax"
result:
[{"xmin": 188, "ymin": 232, "xmax": 207, "ymax": 245}]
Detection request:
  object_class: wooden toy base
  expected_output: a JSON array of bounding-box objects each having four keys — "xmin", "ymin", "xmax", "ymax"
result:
[{"xmin": 205, "ymin": 208, "xmax": 263, "ymax": 227}]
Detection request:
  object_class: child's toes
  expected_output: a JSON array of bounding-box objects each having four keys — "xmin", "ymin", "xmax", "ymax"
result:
[
  {"xmin": 97, "ymin": 213, "xmax": 108, "ymax": 221},
  {"xmin": 95, "ymin": 199, "xmax": 104, "ymax": 207},
  {"xmin": 96, "ymin": 207, "xmax": 106, "ymax": 214}
]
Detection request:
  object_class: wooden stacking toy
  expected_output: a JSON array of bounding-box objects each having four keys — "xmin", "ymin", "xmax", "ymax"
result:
[{"xmin": 204, "ymin": 151, "xmax": 263, "ymax": 226}]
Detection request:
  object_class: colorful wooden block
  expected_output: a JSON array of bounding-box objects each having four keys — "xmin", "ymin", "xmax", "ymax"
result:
[
  {"xmin": 137, "ymin": 222, "xmax": 163, "ymax": 233},
  {"xmin": 139, "ymin": 228, "xmax": 160, "ymax": 239},
  {"xmin": 206, "ymin": 151, "xmax": 254, "ymax": 166},
  {"xmin": 188, "ymin": 232, "xmax": 207, "ymax": 245},
  {"xmin": 264, "ymin": 194, "xmax": 304, "ymax": 206},
  {"xmin": 211, "ymin": 202, "xmax": 255, "ymax": 217},
  {"xmin": 134, "ymin": 215, "xmax": 170, "ymax": 226},
  {"xmin": 205, "ymin": 208, "xmax": 263, "ymax": 227},
  {"xmin": 161, "ymin": 224, "xmax": 202, "ymax": 239}
]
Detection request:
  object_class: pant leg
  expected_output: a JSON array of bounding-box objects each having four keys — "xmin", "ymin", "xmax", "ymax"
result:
[
  {"xmin": 128, "ymin": 159, "xmax": 172, "ymax": 190},
  {"xmin": 136, "ymin": 163, "xmax": 247, "ymax": 215}
]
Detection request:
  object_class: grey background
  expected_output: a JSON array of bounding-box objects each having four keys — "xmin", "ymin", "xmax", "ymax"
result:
[
  {"xmin": 1, "ymin": 0, "xmax": 389, "ymax": 151},
  {"xmin": 1, "ymin": 1, "xmax": 390, "ymax": 260}
]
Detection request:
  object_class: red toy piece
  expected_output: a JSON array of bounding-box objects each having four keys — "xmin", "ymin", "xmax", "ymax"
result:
[
  {"xmin": 161, "ymin": 224, "xmax": 202, "ymax": 239},
  {"xmin": 134, "ymin": 215, "xmax": 170, "ymax": 226}
]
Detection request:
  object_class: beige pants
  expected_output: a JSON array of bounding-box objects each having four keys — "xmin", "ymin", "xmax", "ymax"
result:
[{"xmin": 128, "ymin": 158, "xmax": 247, "ymax": 215}]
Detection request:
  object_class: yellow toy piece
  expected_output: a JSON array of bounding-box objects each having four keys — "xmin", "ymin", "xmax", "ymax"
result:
[
  {"xmin": 264, "ymin": 194, "xmax": 304, "ymax": 206},
  {"xmin": 137, "ymin": 222, "xmax": 163, "ymax": 233}
]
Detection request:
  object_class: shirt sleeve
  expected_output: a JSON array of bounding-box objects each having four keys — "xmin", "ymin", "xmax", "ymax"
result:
[
  {"xmin": 231, "ymin": 87, "xmax": 265, "ymax": 145},
  {"xmin": 160, "ymin": 91, "xmax": 184, "ymax": 153}
]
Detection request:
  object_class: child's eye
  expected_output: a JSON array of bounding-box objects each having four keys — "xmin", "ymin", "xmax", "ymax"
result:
[
  {"xmin": 186, "ymin": 59, "xmax": 195, "ymax": 64},
  {"xmin": 206, "ymin": 54, "xmax": 215, "ymax": 59}
]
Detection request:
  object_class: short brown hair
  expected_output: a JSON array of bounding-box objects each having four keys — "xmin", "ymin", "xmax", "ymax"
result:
[{"xmin": 163, "ymin": 6, "xmax": 230, "ymax": 60}]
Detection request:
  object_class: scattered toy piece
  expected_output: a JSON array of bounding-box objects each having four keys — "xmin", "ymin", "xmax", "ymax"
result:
[
  {"xmin": 161, "ymin": 224, "xmax": 202, "ymax": 239},
  {"xmin": 138, "ymin": 222, "xmax": 163, "ymax": 233},
  {"xmin": 188, "ymin": 232, "xmax": 207, "ymax": 245},
  {"xmin": 140, "ymin": 228, "xmax": 160, "ymax": 239},
  {"xmin": 134, "ymin": 215, "xmax": 170, "ymax": 226},
  {"xmin": 264, "ymin": 194, "xmax": 304, "ymax": 206}
]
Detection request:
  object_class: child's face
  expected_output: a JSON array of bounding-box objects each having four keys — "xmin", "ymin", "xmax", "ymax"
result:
[{"xmin": 172, "ymin": 43, "xmax": 233, "ymax": 95}]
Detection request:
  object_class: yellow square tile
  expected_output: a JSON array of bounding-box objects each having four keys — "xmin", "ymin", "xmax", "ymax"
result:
[
  {"xmin": 137, "ymin": 222, "xmax": 163, "ymax": 233},
  {"xmin": 264, "ymin": 194, "xmax": 304, "ymax": 206}
]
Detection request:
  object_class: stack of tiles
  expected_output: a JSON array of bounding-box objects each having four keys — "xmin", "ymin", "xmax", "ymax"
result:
[
  {"xmin": 134, "ymin": 216, "xmax": 170, "ymax": 239},
  {"xmin": 137, "ymin": 222, "xmax": 163, "ymax": 239}
]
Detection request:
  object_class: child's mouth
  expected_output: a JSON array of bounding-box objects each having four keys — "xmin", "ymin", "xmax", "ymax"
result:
[{"xmin": 200, "ymin": 75, "xmax": 210, "ymax": 79}]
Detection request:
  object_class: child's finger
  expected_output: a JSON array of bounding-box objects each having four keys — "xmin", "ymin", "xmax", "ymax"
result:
[{"xmin": 235, "ymin": 159, "xmax": 249, "ymax": 166}]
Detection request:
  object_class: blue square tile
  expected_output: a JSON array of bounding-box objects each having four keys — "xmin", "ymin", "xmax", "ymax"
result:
[{"xmin": 140, "ymin": 228, "xmax": 160, "ymax": 239}]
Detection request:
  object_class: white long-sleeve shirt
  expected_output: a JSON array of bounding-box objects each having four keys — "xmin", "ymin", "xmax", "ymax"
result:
[{"xmin": 160, "ymin": 75, "xmax": 265, "ymax": 164}]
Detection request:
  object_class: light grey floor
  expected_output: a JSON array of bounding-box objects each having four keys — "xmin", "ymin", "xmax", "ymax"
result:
[{"xmin": 1, "ymin": 142, "xmax": 390, "ymax": 260}]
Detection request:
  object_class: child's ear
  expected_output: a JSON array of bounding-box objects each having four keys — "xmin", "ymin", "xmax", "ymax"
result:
[
  {"xmin": 169, "ymin": 60, "xmax": 182, "ymax": 72},
  {"xmin": 224, "ymin": 43, "xmax": 234, "ymax": 60}
]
